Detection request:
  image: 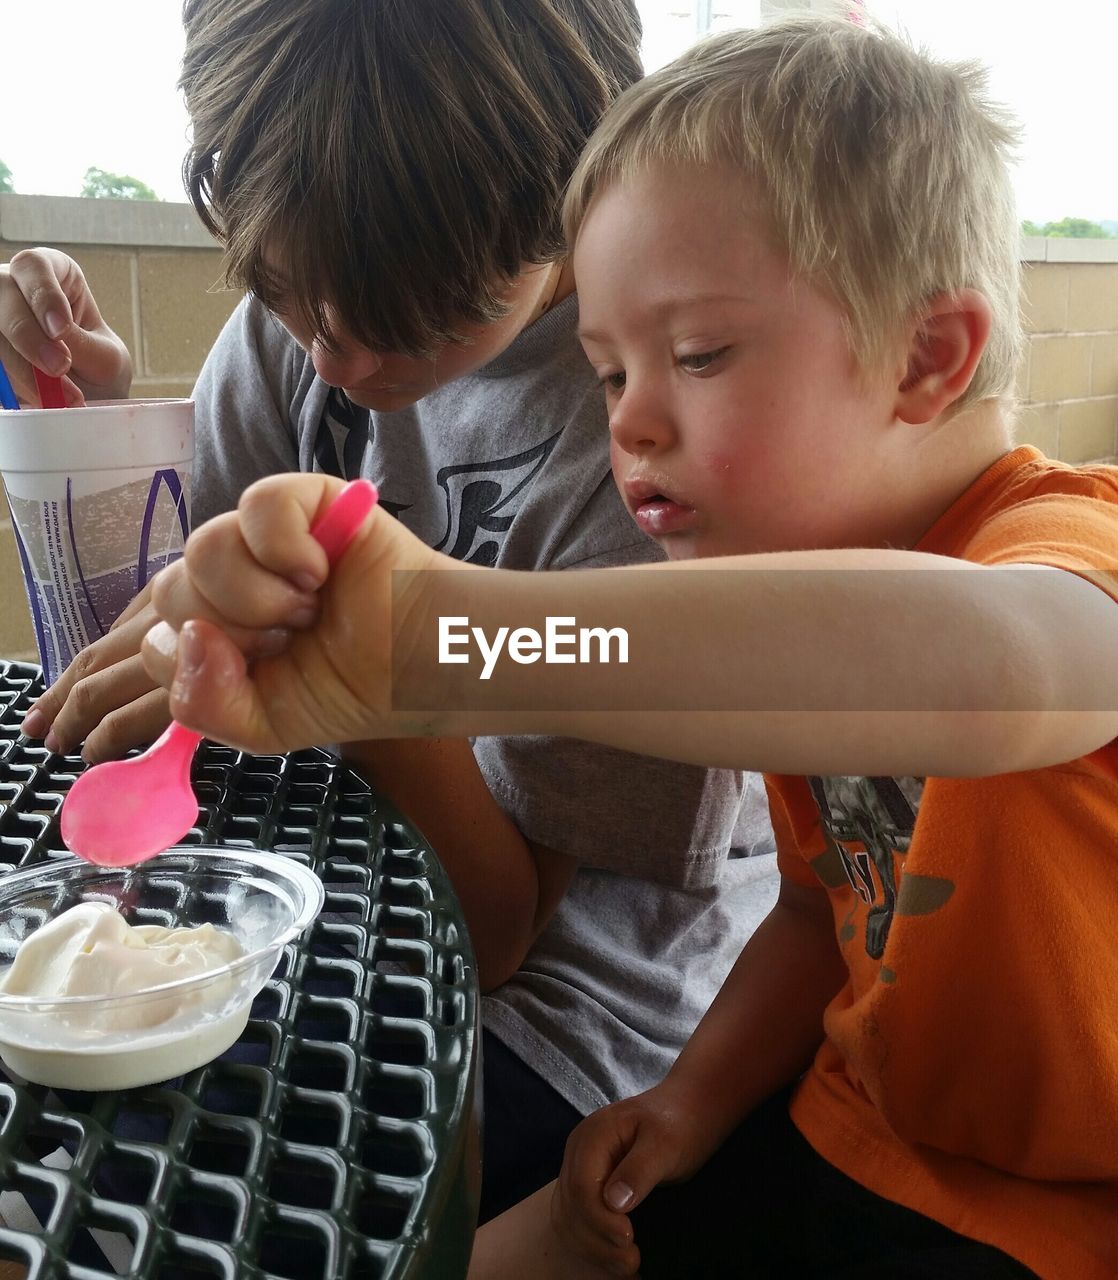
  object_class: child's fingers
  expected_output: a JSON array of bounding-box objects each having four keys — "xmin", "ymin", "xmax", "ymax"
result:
[
  {"xmin": 143, "ymin": 619, "xmax": 285, "ymax": 755},
  {"xmin": 166, "ymin": 516, "xmax": 319, "ymax": 631},
  {"xmin": 237, "ymin": 473, "xmax": 353, "ymax": 588},
  {"xmin": 601, "ymin": 1139, "xmax": 672, "ymax": 1216},
  {"xmin": 578, "ymin": 1197, "xmax": 633, "ymax": 1254},
  {"xmin": 7, "ymin": 248, "xmax": 77, "ymax": 335},
  {"xmin": 550, "ymin": 1180, "xmax": 635, "ymax": 1274},
  {"xmin": 1, "ymin": 249, "xmax": 131, "ymax": 401},
  {"xmin": 59, "ymin": 374, "xmax": 86, "ymax": 407},
  {"xmin": 608, "ymin": 1237, "xmax": 642, "ymax": 1277},
  {"xmin": 80, "ymin": 686, "xmax": 172, "ymax": 766},
  {"xmin": 149, "ymin": 563, "xmax": 298, "ymax": 675},
  {"xmin": 563, "ymin": 1126, "xmax": 636, "ymax": 1228},
  {"xmin": 0, "ymin": 252, "xmax": 73, "ymax": 387},
  {"xmin": 568, "ymin": 1119, "xmax": 677, "ymax": 1235},
  {"xmin": 45, "ymin": 652, "xmax": 162, "ymax": 759},
  {"xmin": 141, "ymin": 620, "xmax": 193, "ymax": 695},
  {"xmin": 557, "ymin": 1118, "xmax": 639, "ymax": 1256},
  {"xmin": 578, "ymin": 1214, "xmax": 637, "ymax": 1272},
  {"xmin": 563, "ymin": 1224, "xmax": 640, "ymax": 1277},
  {"xmin": 61, "ymin": 320, "xmax": 130, "ymax": 400}
]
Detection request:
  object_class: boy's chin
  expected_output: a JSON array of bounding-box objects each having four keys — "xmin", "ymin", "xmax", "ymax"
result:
[
  {"xmin": 344, "ymin": 384, "xmax": 427, "ymax": 412},
  {"xmin": 660, "ymin": 530, "xmax": 751, "ymax": 561},
  {"xmin": 659, "ymin": 534, "xmax": 702, "ymax": 561}
]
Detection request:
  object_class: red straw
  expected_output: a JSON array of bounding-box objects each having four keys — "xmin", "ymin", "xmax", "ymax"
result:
[{"xmin": 32, "ymin": 367, "xmax": 65, "ymax": 409}]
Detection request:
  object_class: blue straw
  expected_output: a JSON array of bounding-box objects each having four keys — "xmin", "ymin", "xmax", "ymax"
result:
[{"xmin": 0, "ymin": 358, "xmax": 18, "ymax": 411}]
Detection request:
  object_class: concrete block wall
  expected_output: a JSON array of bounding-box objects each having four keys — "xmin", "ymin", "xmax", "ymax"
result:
[
  {"xmin": 0, "ymin": 196, "xmax": 1116, "ymax": 666},
  {"xmin": 1017, "ymin": 238, "xmax": 1118, "ymax": 466}
]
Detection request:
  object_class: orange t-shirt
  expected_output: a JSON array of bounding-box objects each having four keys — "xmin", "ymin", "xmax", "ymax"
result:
[{"xmin": 767, "ymin": 448, "xmax": 1118, "ymax": 1280}]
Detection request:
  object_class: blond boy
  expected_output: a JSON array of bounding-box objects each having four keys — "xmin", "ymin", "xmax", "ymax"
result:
[{"xmin": 143, "ymin": 17, "xmax": 1118, "ymax": 1279}]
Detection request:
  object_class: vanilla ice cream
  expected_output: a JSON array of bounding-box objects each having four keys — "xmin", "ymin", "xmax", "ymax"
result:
[
  {"xmin": 0, "ymin": 902, "xmax": 243, "ymax": 1034},
  {"xmin": 0, "ymin": 902, "xmax": 252, "ymax": 1088}
]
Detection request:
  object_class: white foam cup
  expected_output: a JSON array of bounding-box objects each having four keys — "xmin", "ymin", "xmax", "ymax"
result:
[{"xmin": 0, "ymin": 398, "xmax": 194, "ymax": 685}]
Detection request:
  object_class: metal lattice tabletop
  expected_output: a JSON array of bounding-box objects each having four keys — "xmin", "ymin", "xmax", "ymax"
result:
[{"xmin": 0, "ymin": 660, "xmax": 480, "ymax": 1280}]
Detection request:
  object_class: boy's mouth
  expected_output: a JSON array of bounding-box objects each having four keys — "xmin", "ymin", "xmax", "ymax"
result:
[
  {"xmin": 345, "ymin": 380, "xmax": 423, "ymax": 408},
  {"xmin": 623, "ymin": 477, "xmax": 697, "ymax": 538},
  {"xmin": 350, "ymin": 380, "xmax": 405, "ymax": 394}
]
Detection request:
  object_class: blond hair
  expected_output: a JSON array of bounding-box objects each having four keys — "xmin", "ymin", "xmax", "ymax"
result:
[
  {"xmin": 564, "ymin": 16, "xmax": 1022, "ymax": 408},
  {"xmin": 181, "ymin": 0, "xmax": 643, "ymax": 357}
]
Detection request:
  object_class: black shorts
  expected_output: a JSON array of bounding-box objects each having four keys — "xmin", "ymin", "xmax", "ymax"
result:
[
  {"xmin": 630, "ymin": 1087, "xmax": 1040, "ymax": 1280},
  {"xmin": 478, "ymin": 1027, "xmax": 582, "ymax": 1224}
]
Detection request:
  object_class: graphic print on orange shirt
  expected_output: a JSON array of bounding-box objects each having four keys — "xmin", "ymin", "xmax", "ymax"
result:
[{"xmin": 807, "ymin": 776, "xmax": 954, "ymax": 978}]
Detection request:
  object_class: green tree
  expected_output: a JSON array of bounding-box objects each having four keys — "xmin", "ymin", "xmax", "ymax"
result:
[
  {"xmin": 1020, "ymin": 219, "xmax": 1045, "ymax": 236},
  {"xmin": 0, "ymin": 160, "xmax": 13, "ymax": 195},
  {"xmin": 1027, "ymin": 216, "xmax": 1113, "ymax": 239},
  {"xmin": 80, "ymin": 167, "xmax": 158, "ymax": 201}
]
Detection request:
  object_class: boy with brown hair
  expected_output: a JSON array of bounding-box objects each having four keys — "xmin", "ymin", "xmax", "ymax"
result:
[
  {"xmin": 0, "ymin": 0, "xmax": 769, "ymax": 1222},
  {"xmin": 142, "ymin": 16, "xmax": 1118, "ymax": 1280}
]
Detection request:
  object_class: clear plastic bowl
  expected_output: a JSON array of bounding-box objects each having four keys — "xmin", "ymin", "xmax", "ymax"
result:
[{"xmin": 0, "ymin": 848, "xmax": 324, "ymax": 1090}]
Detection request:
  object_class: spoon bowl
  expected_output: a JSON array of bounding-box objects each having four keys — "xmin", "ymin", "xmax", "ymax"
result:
[
  {"xmin": 59, "ymin": 479, "xmax": 378, "ymax": 866},
  {"xmin": 60, "ymin": 722, "xmax": 203, "ymax": 866}
]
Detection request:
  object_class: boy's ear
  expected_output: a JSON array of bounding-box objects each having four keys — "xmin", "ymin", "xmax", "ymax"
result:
[{"xmin": 895, "ymin": 289, "xmax": 993, "ymax": 425}]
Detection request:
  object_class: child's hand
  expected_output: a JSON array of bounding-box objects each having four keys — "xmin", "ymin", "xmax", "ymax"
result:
[
  {"xmin": 20, "ymin": 585, "xmax": 172, "ymax": 762},
  {"xmin": 0, "ymin": 249, "xmax": 132, "ymax": 405},
  {"xmin": 142, "ymin": 473, "xmax": 444, "ymax": 753},
  {"xmin": 552, "ymin": 1085, "xmax": 713, "ymax": 1277}
]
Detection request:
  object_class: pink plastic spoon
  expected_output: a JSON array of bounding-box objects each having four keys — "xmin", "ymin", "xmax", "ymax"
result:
[{"xmin": 59, "ymin": 479, "xmax": 379, "ymax": 866}]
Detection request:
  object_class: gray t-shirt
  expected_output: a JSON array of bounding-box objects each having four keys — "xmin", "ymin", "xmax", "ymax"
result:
[{"xmin": 192, "ymin": 293, "xmax": 777, "ymax": 1112}]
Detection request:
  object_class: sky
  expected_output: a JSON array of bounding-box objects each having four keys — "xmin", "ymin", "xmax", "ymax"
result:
[{"xmin": 0, "ymin": 0, "xmax": 1115, "ymax": 226}]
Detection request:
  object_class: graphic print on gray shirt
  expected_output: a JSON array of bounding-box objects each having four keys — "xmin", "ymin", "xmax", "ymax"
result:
[{"xmin": 192, "ymin": 293, "xmax": 776, "ymax": 1112}]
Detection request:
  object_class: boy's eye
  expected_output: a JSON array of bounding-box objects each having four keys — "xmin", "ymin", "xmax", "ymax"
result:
[
  {"xmin": 599, "ymin": 370, "xmax": 626, "ymax": 392},
  {"xmin": 679, "ymin": 347, "xmax": 729, "ymax": 373}
]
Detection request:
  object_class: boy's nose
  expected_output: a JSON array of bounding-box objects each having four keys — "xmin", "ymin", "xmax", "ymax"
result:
[
  {"xmin": 608, "ymin": 389, "xmax": 674, "ymax": 456},
  {"xmin": 310, "ymin": 337, "xmax": 384, "ymax": 388}
]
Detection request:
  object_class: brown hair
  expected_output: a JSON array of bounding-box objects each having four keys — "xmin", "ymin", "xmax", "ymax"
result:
[
  {"xmin": 181, "ymin": 0, "xmax": 642, "ymax": 356},
  {"xmin": 564, "ymin": 16, "xmax": 1022, "ymax": 410}
]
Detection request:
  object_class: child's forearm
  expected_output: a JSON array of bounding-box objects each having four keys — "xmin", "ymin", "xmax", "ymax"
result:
[
  {"xmin": 653, "ymin": 878, "xmax": 845, "ymax": 1160},
  {"xmin": 143, "ymin": 480, "xmax": 1118, "ymax": 774},
  {"xmin": 403, "ymin": 550, "xmax": 1118, "ymax": 776},
  {"xmin": 342, "ymin": 737, "xmax": 577, "ymax": 990}
]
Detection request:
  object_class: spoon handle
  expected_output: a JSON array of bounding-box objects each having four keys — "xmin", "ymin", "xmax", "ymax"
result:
[
  {"xmin": 310, "ymin": 479, "xmax": 379, "ymax": 565},
  {"xmin": 33, "ymin": 368, "xmax": 66, "ymax": 409},
  {"xmin": 152, "ymin": 720, "xmax": 204, "ymax": 759}
]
